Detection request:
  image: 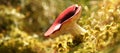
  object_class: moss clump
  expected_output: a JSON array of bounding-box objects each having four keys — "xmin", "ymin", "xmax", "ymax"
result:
[{"xmin": 0, "ymin": 0, "xmax": 120, "ymax": 53}]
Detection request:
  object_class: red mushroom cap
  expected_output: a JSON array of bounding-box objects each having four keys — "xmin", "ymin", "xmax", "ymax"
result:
[{"xmin": 44, "ymin": 4, "xmax": 81, "ymax": 37}]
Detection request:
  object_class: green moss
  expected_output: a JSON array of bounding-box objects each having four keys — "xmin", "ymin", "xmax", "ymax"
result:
[{"xmin": 0, "ymin": 0, "xmax": 120, "ymax": 53}]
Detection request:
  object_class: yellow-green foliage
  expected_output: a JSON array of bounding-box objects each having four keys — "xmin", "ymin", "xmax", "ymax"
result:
[{"xmin": 0, "ymin": 0, "xmax": 120, "ymax": 53}]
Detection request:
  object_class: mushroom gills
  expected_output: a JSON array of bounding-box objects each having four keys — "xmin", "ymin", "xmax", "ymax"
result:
[{"xmin": 60, "ymin": 6, "xmax": 78, "ymax": 23}]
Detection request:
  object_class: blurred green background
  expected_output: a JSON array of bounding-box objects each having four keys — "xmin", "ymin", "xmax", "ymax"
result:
[{"xmin": 0, "ymin": 0, "xmax": 120, "ymax": 53}]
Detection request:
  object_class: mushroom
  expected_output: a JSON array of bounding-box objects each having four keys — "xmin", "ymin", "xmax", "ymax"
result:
[{"xmin": 44, "ymin": 4, "xmax": 87, "ymax": 38}]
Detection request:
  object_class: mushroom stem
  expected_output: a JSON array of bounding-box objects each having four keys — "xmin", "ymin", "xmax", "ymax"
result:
[
  {"xmin": 48, "ymin": 22, "xmax": 87, "ymax": 38},
  {"xmin": 69, "ymin": 23, "xmax": 87, "ymax": 35}
]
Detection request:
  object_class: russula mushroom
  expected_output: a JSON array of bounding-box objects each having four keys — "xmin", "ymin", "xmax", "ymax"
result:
[{"xmin": 44, "ymin": 4, "xmax": 87, "ymax": 38}]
